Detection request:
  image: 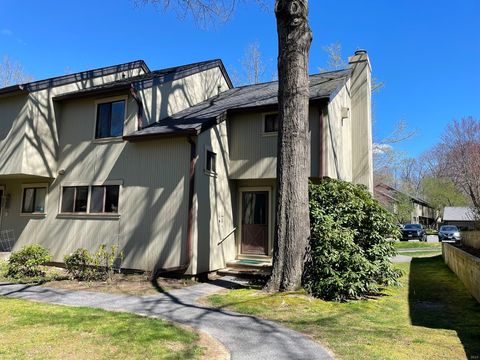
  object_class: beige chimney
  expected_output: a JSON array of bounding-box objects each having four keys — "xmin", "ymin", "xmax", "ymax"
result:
[{"xmin": 348, "ymin": 49, "xmax": 373, "ymax": 192}]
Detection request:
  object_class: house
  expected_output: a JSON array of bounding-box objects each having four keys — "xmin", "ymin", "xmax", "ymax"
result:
[
  {"xmin": 0, "ymin": 50, "xmax": 373, "ymax": 275},
  {"xmin": 374, "ymin": 183, "xmax": 436, "ymax": 227},
  {"xmin": 442, "ymin": 207, "xmax": 477, "ymax": 231}
]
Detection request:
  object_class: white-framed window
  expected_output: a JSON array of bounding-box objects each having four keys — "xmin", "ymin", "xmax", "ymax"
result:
[
  {"xmin": 21, "ymin": 183, "xmax": 48, "ymax": 214},
  {"xmin": 95, "ymin": 98, "xmax": 126, "ymax": 139},
  {"xmin": 60, "ymin": 183, "xmax": 121, "ymax": 215},
  {"xmin": 263, "ymin": 113, "xmax": 279, "ymax": 134}
]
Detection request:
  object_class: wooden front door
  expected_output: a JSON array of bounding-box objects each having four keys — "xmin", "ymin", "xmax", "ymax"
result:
[{"xmin": 241, "ymin": 191, "xmax": 268, "ymax": 255}]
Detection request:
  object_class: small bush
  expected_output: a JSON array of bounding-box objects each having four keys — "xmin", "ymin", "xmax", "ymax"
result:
[
  {"xmin": 64, "ymin": 244, "xmax": 123, "ymax": 281},
  {"xmin": 64, "ymin": 248, "xmax": 93, "ymax": 280},
  {"xmin": 7, "ymin": 245, "xmax": 52, "ymax": 278},
  {"xmin": 304, "ymin": 179, "xmax": 401, "ymax": 301}
]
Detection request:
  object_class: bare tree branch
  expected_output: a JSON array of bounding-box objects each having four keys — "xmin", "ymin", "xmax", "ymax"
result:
[
  {"xmin": 0, "ymin": 56, "xmax": 33, "ymax": 88},
  {"xmin": 319, "ymin": 42, "xmax": 347, "ymax": 72},
  {"xmin": 376, "ymin": 119, "xmax": 417, "ymax": 145},
  {"xmin": 135, "ymin": 0, "xmax": 269, "ymax": 27}
]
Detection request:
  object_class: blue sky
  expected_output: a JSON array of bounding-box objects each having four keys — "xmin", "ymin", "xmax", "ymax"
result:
[{"xmin": 1, "ymin": 0, "xmax": 479, "ymax": 157}]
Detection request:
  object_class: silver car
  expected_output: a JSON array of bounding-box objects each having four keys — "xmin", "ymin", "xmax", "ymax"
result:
[{"xmin": 438, "ymin": 225, "xmax": 461, "ymax": 242}]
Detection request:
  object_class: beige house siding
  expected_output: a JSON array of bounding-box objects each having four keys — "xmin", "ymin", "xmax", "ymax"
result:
[
  {"xmin": 227, "ymin": 106, "xmax": 323, "ymax": 179},
  {"xmin": 139, "ymin": 67, "xmax": 230, "ymax": 125},
  {"xmin": 1, "ymin": 137, "xmax": 192, "ymax": 271},
  {"xmin": 324, "ymin": 83, "xmax": 352, "ymax": 181},
  {"xmin": 0, "ymin": 68, "xmax": 147, "ymax": 179},
  {"xmin": 0, "ymin": 64, "xmax": 231, "ymax": 272},
  {"xmin": 0, "ymin": 94, "xmax": 28, "ymax": 175},
  {"xmin": 193, "ymin": 122, "xmax": 235, "ymax": 274},
  {"xmin": 349, "ymin": 54, "xmax": 374, "ymax": 191}
]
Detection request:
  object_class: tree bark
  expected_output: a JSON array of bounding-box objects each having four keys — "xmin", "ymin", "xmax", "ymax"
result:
[{"xmin": 266, "ymin": 0, "xmax": 312, "ymax": 292}]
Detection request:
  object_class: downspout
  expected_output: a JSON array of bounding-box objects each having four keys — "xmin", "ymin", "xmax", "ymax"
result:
[
  {"xmin": 152, "ymin": 136, "xmax": 197, "ymax": 277},
  {"xmin": 185, "ymin": 136, "xmax": 197, "ymax": 271},
  {"xmin": 318, "ymin": 107, "xmax": 325, "ymax": 178},
  {"xmin": 130, "ymin": 84, "xmax": 145, "ymax": 130}
]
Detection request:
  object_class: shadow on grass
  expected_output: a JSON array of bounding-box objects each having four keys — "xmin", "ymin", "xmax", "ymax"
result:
[{"xmin": 409, "ymin": 255, "xmax": 480, "ymax": 359}]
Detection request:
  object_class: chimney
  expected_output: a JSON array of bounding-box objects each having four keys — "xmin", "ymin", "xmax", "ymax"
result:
[{"xmin": 348, "ymin": 49, "xmax": 373, "ymax": 192}]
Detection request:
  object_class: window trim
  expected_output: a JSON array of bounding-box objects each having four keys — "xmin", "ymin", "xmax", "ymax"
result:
[
  {"xmin": 262, "ymin": 112, "xmax": 279, "ymax": 136},
  {"xmin": 204, "ymin": 146, "xmax": 217, "ymax": 177},
  {"xmin": 20, "ymin": 183, "xmax": 48, "ymax": 217},
  {"xmin": 93, "ymin": 96, "xmax": 128, "ymax": 141},
  {"xmin": 58, "ymin": 180, "xmax": 122, "ymax": 218}
]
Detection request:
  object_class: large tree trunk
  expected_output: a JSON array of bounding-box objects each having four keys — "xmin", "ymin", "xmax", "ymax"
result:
[{"xmin": 266, "ymin": 0, "xmax": 312, "ymax": 292}]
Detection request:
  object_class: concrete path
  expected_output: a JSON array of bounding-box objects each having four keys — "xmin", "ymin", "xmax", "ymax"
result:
[
  {"xmin": 0, "ymin": 277, "xmax": 333, "ymax": 360},
  {"xmin": 391, "ymin": 255, "xmax": 413, "ymax": 263},
  {"xmin": 397, "ymin": 247, "xmax": 441, "ymax": 253}
]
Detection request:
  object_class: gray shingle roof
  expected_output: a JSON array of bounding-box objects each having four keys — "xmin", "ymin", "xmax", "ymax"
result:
[
  {"xmin": 54, "ymin": 59, "xmax": 232, "ymax": 101},
  {"xmin": 442, "ymin": 207, "xmax": 476, "ymax": 221},
  {"xmin": 374, "ymin": 183, "xmax": 432, "ymax": 207},
  {"xmin": 124, "ymin": 68, "xmax": 351, "ymax": 140},
  {"xmin": 0, "ymin": 60, "xmax": 150, "ymax": 97}
]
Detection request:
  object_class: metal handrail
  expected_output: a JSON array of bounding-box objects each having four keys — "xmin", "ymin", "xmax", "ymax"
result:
[{"xmin": 218, "ymin": 227, "xmax": 236, "ymax": 246}]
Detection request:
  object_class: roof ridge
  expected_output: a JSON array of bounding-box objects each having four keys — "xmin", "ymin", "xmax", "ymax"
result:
[{"xmin": 229, "ymin": 68, "xmax": 351, "ymax": 91}]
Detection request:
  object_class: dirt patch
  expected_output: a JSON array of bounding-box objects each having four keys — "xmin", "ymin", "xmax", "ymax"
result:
[
  {"xmin": 452, "ymin": 244, "xmax": 480, "ymax": 258},
  {"xmin": 43, "ymin": 272, "xmax": 197, "ymax": 296},
  {"xmin": 196, "ymin": 328, "xmax": 230, "ymax": 360}
]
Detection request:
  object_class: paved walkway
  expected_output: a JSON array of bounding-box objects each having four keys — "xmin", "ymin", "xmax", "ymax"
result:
[
  {"xmin": 391, "ymin": 255, "xmax": 413, "ymax": 263},
  {"xmin": 0, "ymin": 277, "xmax": 333, "ymax": 360}
]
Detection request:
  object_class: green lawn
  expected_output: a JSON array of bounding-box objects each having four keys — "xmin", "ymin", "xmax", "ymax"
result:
[
  {"xmin": 207, "ymin": 256, "xmax": 480, "ymax": 360},
  {"xmin": 393, "ymin": 241, "xmax": 441, "ymax": 249},
  {"xmin": 0, "ymin": 297, "xmax": 204, "ymax": 360}
]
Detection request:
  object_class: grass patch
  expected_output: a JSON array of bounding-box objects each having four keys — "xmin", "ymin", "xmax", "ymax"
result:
[
  {"xmin": 206, "ymin": 256, "xmax": 480, "ymax": 359},
  {"xmin": 393, "ymin": 242, "xmax": 441, "ymax": 249},
  {"xmin": 400, "ymin": 251, "xmax": 442, "ymax": 258},
  {"xmin": 0, "ymin": 297, "xmax": 204, "ymax": 359}
]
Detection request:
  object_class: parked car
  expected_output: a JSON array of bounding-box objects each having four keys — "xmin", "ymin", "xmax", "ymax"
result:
[
  {"xmin": 438, "ymin": 225, "xmax": 461, "ymax": 242},
  {"xmin": 401, "ymin": 223, "xmax": 427, "ymax": 241}
]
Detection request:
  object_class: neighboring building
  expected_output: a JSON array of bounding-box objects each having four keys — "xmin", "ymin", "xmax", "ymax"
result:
[
  {"xmin": 442, "ymin": 207, "xmax": 477, "ymax": 231},
  {"xmin": 374, "ymin": 183, "xmax": 436, "ymax": 227},
  {"xmin": 0, "ymin": 50, "xmax": 373, "ymax": 274}
]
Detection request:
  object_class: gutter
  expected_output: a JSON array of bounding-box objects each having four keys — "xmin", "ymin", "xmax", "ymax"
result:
[{"xmin": 123, "ymin": 128, "xmax": 198, "ymax": 142}]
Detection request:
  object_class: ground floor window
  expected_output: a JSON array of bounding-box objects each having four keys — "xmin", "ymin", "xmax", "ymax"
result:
[
  {"xmin": 61, "ymin": 185, "xmax": 120, "ymax": 214},
  {"xmin": 22, "ymin": 186, "xmax": 47, "ymax": 214}
]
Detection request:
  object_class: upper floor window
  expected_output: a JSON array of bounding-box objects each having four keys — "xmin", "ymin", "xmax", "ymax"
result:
[
  {"xmin": 96, "ymin": 100, "xmax": 125, "ymax": 138},
  {"xmin": 61, "ymin": 185, "xmax": 120, "ymax": 214},
  {"xmin": 206, "ymin": 150, "xmax": 217, "ymax": 174},
  {"xmin": 264, "ymin": 113, "xmax": 279, "ymax": 133},
  {"xmin": 22, "ymin": 186, "xmax": 47, "ymax": 214}
]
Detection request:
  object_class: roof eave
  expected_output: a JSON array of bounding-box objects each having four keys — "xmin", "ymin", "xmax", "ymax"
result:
[
  {"xmin": 123, "ymin": 128, "xmax": 199, "ymax": 142},
  {"xmin": 53, "ymin": 84, "xmax": 132, "ymax": 101},
  {"xmin": 0, "ymin": 85, "xmax": 28, "ymax": 97}
]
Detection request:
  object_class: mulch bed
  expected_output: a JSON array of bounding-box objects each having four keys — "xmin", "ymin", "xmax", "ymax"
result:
[{"xmin": 452, "ymin": 243, "xmax": 480, "ymax": 258}]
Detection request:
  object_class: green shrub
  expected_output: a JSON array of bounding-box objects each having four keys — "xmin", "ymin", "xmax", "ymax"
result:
[
  {"xmin": 64, "ymin": 244, "xmax": 123, "ymax": 281},
  {"xmin": 303, "ymin": 179, "xmax": 401, "ymax": 301},
  {"xmin": 7, "ymin": 245, "xmax": 52, "ymax": 278},
  {"xmin": 64, "ymin": 248, "xmax": 94, "ymax": 280}
]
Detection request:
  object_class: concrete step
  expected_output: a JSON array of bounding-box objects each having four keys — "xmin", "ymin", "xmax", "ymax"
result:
[
  {"xmin": 226, "ymin": 259, "xmax": 272, "ymax": 268},
  {"xmin": 218, "ymin": 266, "xmax": 271, "ymax": 279}
]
